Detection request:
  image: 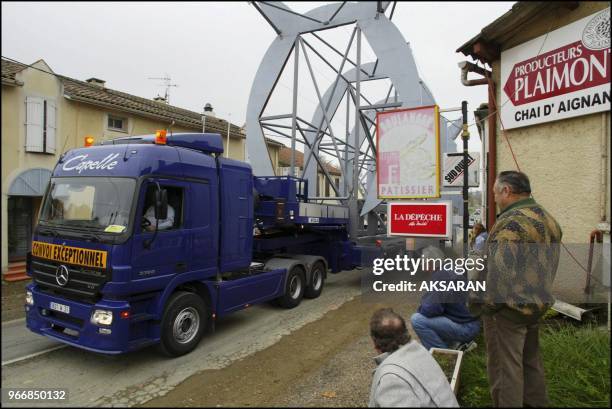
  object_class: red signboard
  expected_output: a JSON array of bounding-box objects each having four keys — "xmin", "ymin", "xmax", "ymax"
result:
[
  {"xmin": 503, "ymin": 40, "xmax": 610, "ymax": 106},
  {"xmin": 388, "ymin": 201, "xmax": 452, "ymax": 238},
  {"xmin": 500, "ymin": 7, "xmax": 610, "ymax": 129}
]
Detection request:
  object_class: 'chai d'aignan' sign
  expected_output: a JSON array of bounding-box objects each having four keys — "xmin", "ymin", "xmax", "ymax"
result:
[
  {"xmin": 388, "ymin": 201, "xmax": 452, "ymax": 238},
  {"xmin": 377, "ymin": 105, "xmax": 440, "ymax": 199}
]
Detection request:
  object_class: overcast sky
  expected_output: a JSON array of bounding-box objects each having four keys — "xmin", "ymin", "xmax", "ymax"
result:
[{"xmin": 2, "ymin": 1, "xmax": 513, "ymax": 153}]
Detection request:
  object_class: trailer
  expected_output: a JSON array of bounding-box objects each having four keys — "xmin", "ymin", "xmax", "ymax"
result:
[{"xmin": 25, "ymin": 132, "xmax": 388, "ymax": 356}]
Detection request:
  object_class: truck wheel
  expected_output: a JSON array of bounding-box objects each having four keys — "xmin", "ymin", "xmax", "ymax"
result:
[
  {"xmin": 304, "ymin": 261, "xmax": 325, "ymax": 299},
  {"xmin": 159, "ymin": 291, "xmax": 207, "ymax": 357},
  {"xmin": 278, "ymin": 265, "xmax": 305, "ymax": 309}
]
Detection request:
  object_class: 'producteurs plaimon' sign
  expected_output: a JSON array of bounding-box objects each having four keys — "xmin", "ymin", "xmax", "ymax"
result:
[
  {"xmin": 387, "ymin": 202, "xmax": 452, "ymax": 238},
  {"xmin": 501, "ymin": 7, "xmax": 610, "ymax": 129}
]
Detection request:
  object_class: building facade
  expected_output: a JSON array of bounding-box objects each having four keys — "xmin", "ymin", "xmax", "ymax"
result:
[{"xmin": 458, "ymin": 1, "xmax": 610, "ymax": 299}]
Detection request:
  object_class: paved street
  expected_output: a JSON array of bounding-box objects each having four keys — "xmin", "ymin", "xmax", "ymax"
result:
[
  {"xmin": 1, "ymin": 269, "xmax": 363, "ymax": 407},
  {"xmin": 2, "ymin": 319, "xmax": 66, "ymax": 366}
]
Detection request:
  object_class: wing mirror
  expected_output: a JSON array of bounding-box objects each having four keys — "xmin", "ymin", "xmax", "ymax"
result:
[{"xmin": 155, "ymin": 188, "xmax": 168, "ymax": 221}]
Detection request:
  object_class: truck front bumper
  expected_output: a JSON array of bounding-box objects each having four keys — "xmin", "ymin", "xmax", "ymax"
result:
[{"xmin": 25, "ymin": 283, "xmax": 148, "ymax": 354}]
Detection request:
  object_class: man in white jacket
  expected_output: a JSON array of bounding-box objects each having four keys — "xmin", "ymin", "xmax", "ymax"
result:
[{"xmin": 368, "ymin": 308, "xmax": 459, "ymax": 407}]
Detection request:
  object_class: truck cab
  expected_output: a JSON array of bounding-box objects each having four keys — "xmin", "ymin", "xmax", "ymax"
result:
[{"xmin": 25, "ymin": 132, "xmax": 356, "ymax": 356}]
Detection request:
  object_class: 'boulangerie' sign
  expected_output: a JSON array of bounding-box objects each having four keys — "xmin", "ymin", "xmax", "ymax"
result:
[
  {"xmin": 501, "ymin": 7, "xmax": 610, "ymax": 129},
  {"xmin": 376, "ymin": 106, "xmax": 440, "ymax": 199}
]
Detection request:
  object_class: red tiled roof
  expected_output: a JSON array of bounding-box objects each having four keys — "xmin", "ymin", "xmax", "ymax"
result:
[
  {"xmin": 1, "ymin": 58, "xmax": 27, "ymax": 85},
  {"xmin": 61, "ymin": 77, "xmax": 243, "ymax": 138},
  {"xmin": 1, "ymin": 57, "xmax": 243, "ymax": 138}
]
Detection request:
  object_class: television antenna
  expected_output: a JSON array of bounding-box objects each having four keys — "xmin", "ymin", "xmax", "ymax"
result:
[{"xmin": 148, "ymin": 73, "xmax": 179, "ymax": 103}]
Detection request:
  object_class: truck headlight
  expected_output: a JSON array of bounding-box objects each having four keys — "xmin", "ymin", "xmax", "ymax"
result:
[
  {"xmin": 91, "ymin": 310, "xmax": 113, "ymax": 326},
  {"xmin": 25, "ymin": 291, "xmax": 34, "ymax": 306}
]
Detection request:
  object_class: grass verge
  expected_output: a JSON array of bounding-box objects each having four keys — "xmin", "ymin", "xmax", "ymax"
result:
[{"xmin": 459, "ymin": 323, "xmax": 610, "ymax": 407}]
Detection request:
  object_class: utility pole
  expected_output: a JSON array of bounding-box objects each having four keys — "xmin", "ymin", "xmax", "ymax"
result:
[{"xmin": 462, "ymin": 100, "xmax": 470, "ymax": 257}]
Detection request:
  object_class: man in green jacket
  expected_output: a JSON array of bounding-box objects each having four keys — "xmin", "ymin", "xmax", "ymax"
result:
[{"xmin": 471, "ymin": 171, "xmax": 562, "ymax": 407}]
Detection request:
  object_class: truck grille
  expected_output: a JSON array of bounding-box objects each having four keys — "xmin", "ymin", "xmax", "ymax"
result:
[{"xmin": 31, "ymin": 258, "xmax": 110, "ymax": 302}]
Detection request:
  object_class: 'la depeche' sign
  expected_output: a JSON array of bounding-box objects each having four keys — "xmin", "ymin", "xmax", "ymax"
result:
[{"xmin": 387, "ymin": 201, "xmax": 452, "ymax": 238}]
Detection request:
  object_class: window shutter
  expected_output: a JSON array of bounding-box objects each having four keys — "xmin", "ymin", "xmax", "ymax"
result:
[
  {"xmin": 45, "ymin": 100, "xmax": 57, "ymax": 154},
  {"xmin": 25, "ymin": 96, "xmax": 44, "ymax": 152}
]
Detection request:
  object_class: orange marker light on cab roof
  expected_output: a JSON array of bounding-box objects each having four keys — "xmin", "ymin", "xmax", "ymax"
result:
[
  {"xmin": 155, "ymin": 130, "xmax": 167, "ymax": 145},
  {"xmin": 84, "ymin": 136, "xmax": 95, "ymax": 147}
]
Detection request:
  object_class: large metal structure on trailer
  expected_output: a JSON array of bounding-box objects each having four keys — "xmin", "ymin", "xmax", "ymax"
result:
[{"xmin": 247, "ymin": 1, "xmax": 463, "ymax": 239}]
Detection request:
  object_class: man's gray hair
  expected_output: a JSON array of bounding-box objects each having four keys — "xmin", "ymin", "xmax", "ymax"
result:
[
  {"xmin": 370, "ymin": 308, "xmax": 411, "ymax": 353},
  {"xmin": 421, "ymin": 245, "xmax": 446, "ymax": 261},
  {"xmin": 496, "ymin": 171, "xmax": 531, "ymax": 194}
]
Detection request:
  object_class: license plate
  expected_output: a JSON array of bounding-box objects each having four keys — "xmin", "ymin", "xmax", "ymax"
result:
[{"xmin": 49, "ymin": 302, "xmax": 70, "ymax": 314}]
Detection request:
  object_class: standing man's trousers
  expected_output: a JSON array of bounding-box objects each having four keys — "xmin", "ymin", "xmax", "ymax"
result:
[{"xmin": 483, "ymin": 313, "xmax": 549, "ymax": 407}]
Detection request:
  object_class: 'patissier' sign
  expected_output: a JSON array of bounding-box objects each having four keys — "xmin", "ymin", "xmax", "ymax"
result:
[
  {"xmin": 376, "ymin": 105, "xmax": 440, "ymax": 199},
  {"xmin": 501, "ymin": 7, "xmax": 610, "ymax": 129}
]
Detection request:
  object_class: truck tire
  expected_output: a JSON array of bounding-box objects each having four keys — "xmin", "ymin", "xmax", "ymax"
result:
[
  {"xmin": 277, "ymin": 265, "xmax": 305, "ymax": 309},
  {"xmin": 304, "ymin": 261, "xmax": 325, "ymax": 299},
  {"xmin": 159, "ymin": 291, "xmax": 207, "ymax": 357}
]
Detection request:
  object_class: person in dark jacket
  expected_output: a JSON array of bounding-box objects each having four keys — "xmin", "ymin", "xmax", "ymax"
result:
[{"xmin": 410, "ymin": 246, "xmax": 480, "ymax": 350}]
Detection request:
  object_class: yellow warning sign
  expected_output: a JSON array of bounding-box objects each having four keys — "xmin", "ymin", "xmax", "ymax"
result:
[{"xmin": 31, "ymin": 241, "xmax": 107, "ymax": 269}]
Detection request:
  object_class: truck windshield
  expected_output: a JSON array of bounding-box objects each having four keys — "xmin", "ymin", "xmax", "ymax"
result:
[{"xmin": 39, "ymin": 177, "xmax": 136, "ymax": 233}]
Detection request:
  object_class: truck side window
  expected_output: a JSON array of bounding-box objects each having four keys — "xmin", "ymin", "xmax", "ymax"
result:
[{"xmin": 141, "ymin": 185, "xmax": 183, "ymax": 232}]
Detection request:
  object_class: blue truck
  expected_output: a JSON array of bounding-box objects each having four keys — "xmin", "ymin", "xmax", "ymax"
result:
[{"xmin": 25, "ymin": 132, "xmax": 385, "ymax": 356}]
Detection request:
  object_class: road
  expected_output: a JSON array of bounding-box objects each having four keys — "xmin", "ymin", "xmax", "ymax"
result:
[
  {"xmin": 2, "ymin": 319, "xmax": 66, "ymax": 366},
  {"xmin": 1, "ymin": 269, "xmax": 364, "ymax": 407}
]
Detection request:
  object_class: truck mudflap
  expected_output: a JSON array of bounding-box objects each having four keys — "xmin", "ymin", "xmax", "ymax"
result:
[{"xmin": 26, "ymin": 283, "xmax": 157, "ymax": 354}]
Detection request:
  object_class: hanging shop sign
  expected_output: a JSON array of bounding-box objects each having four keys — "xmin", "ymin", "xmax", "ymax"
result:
[
  {"xmin": 388, "ymin": 201, "xmax": 452, "ymax": 238},
  {"xmin": 377, "ymin": 105, "xmax": 440, "ymax": 199},
  {"xmin": 443, "ymin": 152, "xmax": 480, "ymax": 187},
  {"xmin": 501, "ymin": 7, "xmax": 610, "ymax": 129}
]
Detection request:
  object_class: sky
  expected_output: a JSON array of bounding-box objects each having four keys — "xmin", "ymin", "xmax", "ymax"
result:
[{"xmin": 1, "ymin": 1, "xmax": 514, "ymax": 155}]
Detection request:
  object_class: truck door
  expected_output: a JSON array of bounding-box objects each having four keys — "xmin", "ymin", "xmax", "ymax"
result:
[
  {"xmin": 131, "ymin": 179, "xmax": 190, "ymax": 282},
  {"xmin": 189, "ymin": 179, "xmax": 217, "ymax": 276}
]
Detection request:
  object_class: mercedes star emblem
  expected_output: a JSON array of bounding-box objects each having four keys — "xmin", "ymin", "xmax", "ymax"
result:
[{"xmin": 56, "ymin": 265, "xmax": 70, "ymax": 287}]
